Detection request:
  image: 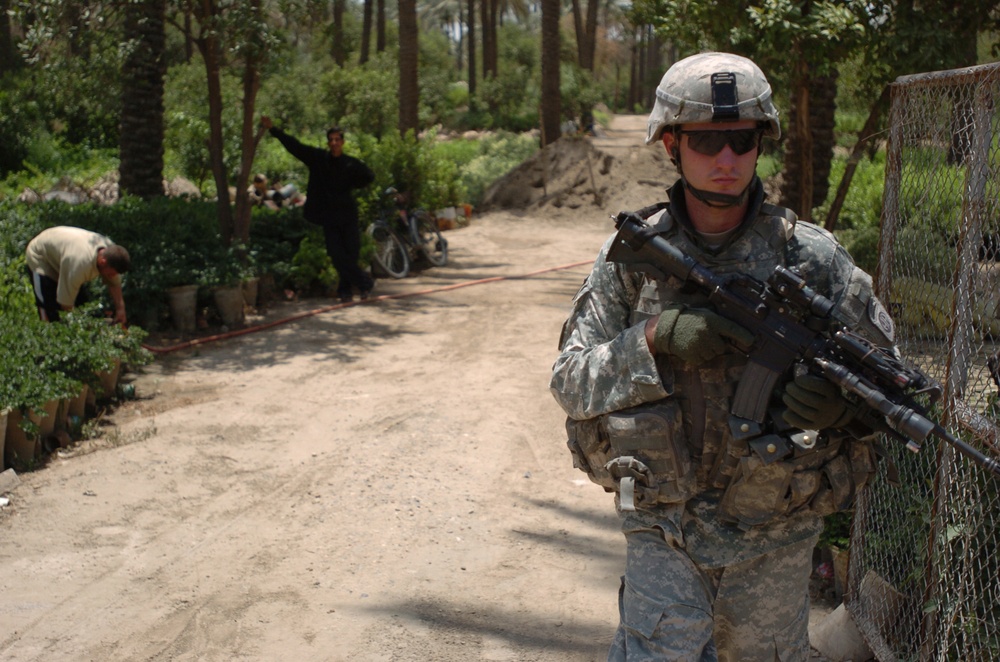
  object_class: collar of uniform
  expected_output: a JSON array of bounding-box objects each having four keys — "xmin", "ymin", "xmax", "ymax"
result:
[{"xmin": 666, "ymin": 176, "xmax": 765, "ymax": 254}]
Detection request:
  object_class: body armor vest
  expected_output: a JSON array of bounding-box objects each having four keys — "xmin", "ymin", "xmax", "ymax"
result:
[{"xmin": 566, "ymin": 199, "xmax": 879, "ymax": 528}]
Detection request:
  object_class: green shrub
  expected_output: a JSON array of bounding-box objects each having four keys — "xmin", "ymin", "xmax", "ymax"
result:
[
  {"xmin": 0, "ymin": 241, "xmax": 152, "ymax": 425},
  {"xmin": 355, "ymin": 129, "xmax": 465, "ymax": 216},
  {"xmin": 289, "ymin": 231, "xmax": 337, "ymax": 291},
  {"xmin": 817, "ymin": 150, "xmax": 886, "ymax": 234},
  {"xmin": 457, "ymin": 132, "xmax": 539, "ymax": 206}
]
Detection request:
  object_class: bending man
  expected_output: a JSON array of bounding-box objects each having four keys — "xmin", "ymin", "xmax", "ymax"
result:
[{"xmin": 25, "ymin": 225, "xmax": 131, "ymax": 324}]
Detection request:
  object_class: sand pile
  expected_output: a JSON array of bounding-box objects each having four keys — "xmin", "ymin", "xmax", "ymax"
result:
[{"xmin": 480, "ymin": 134, "xmax": 678, "ymax": 218}]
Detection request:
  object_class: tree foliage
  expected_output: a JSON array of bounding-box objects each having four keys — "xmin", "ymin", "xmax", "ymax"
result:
[{"xmin": 3, "ymin": 0, "xmax": 1000, "ymax": 225}]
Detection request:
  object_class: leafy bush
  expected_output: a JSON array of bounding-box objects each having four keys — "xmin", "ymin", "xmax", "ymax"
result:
[
  {"xmin": 164, "ymin": 62, "xmax": 247, "ymax": 192},
  {"xmin": 0, "ymin": 274, "xmax": 148, "ymax": 424},
  {"xmin": 355, "ymin": 130, "xmax": 466, "ymax": 216},
  {"xmin": 453, "ymin": 132, "xmax": 540, "ymax": 206},
  {"xmin": 314, "ymin": 53, "xmax": 399, "ymax": 139},
  {"xmin": 820, "ymin": 151, "xmax": 886, "ymax": 233},
  {"xmin": 289, "ymin": 231, "xmax": 337, "ymax": 291}
]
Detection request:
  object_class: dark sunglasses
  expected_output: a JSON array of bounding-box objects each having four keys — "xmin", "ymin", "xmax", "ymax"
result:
[{"xmin": 678, "ymin": 128, "xmax": 762, "ymax": 156}]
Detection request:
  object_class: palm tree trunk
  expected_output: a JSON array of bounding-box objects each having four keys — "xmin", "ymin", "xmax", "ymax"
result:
[
  {"xmin": 571, "ymin": 0, "xmax": 584, "ymax": 66},
  {"xmin": 780, "ymin": 59, "xmax": 838, "ymax": 221},
  {"xmin": 398, "ymin": 0, "xmax": 419, "ymax": 135},
  {"xmin": 332, "ymin": 0, "xmax": 345, "ymax": 66},
  {"xmin": 467, "ymin": 0, "xmax": 476, "ymax": 95},
  {"xmin": 488, "ymin": 0, "xmax": 498, "ymax": 76},
  {"xmin": 0, "ymin": 0, "xmax": 20, "ymax": 75},
  {"xmin": 360, "ymin": 0, "xmax": 372, "ymax": 64},
  {"xmin": 119, "ymin": 0, "xmax": 166, "ymax": 200},
  {"xmin": 540, "ymin": 0, "xmax": 561, "ymax": 147},
  {"xmin": 481, "ymin": 0, "xmax": 493, "ymax": 79},
  {"xmin": 377, "ymin": 0, "xmax": 386, "ymax": 53}
]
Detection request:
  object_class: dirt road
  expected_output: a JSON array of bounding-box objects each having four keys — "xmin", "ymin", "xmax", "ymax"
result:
[{"xmin": 0, "ymin": 117, "xmax": 836, "ymax": 661}]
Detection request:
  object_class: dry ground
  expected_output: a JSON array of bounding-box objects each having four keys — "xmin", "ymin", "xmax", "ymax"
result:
[{"xmin": 0, "ymin": 116, "xmax": 838, "ymax": 661}]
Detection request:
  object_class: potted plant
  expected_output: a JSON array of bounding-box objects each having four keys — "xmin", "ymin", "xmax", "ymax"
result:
[
  {"xmin": 200, "ymin": 244, "xmax": 253, "ymax": 328},
  {"xmin": 0, "ymin": 317, "xmax": 80, "ymax": 468},
  {"xmin": 144, "ymin": 242, "xmax": 206, "ymax": 333}
]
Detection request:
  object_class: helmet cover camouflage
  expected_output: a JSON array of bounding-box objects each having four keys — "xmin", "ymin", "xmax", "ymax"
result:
[{"xmin": 646, "ymin": 52, "xmax": 781, "ymax": 144}]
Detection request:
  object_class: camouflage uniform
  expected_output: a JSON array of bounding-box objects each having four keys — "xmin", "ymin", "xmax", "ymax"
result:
[{"xmin": 550, "ymin": 178, "xmax": 895, "ymax": 661}]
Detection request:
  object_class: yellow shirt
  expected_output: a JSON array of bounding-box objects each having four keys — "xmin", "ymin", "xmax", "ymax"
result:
[{"xmin": 25, "ymin": 226, "xmax": 121, "ymax": 308}]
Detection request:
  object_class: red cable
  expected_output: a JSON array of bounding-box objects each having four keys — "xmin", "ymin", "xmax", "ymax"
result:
[{"xmin": 143, "ymin": 259, "xmax": 594, "ymax": 354}]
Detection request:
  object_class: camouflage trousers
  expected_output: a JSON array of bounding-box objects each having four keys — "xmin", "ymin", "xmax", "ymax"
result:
[{"xmin": 607, "ymin": 524, "xmax": 818, "ymax": 661}]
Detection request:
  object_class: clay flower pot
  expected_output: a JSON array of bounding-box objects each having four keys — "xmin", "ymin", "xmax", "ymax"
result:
[
  {"xmin": 166, "ymin": 284, "xmax": 199, "ymax": 333},
  {"xmin": 212, "ymin": 284, "xmax": 245, "ymax": 328}
]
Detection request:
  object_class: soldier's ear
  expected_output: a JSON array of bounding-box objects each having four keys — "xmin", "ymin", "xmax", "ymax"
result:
[
  {"xmin": 662, "ymin": 133, "xmax": 679, "ymax": 164},
  {"xmin": 662, "ymin": 132, "xmax": 674, "ymax": 153}
]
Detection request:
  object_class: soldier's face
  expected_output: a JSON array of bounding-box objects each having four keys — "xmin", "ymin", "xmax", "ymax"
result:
[{"xmin": 663, "ymin": 120, "xmax": 759, "ymax": 199}]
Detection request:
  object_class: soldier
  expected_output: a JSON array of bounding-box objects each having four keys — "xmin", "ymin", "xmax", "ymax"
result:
[{"xmin": 550, "ymin": 52, "xmax": 896, "ymax": 660}]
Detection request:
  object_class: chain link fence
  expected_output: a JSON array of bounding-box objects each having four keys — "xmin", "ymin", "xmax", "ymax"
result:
[{"xmin": 847, "ymin": 62, "xmax": 1000, "ymax": 661}]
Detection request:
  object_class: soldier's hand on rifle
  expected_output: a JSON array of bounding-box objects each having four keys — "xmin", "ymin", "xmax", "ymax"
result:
[
  {"xmin": 648, "ymin": 304, "xmax": 754, "ymax": 366},
  {"xmin": 781, "ymin": 373, "xmax": 856, "ymax": 430}
]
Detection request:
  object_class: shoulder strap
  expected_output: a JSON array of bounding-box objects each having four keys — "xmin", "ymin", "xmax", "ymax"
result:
[
  {"xmin": 761, "ymin": 202, "xmax": 798, "ymax": 244},
  {"xmin": 633, "ymin": 201, "xmax": 670, "ymax": 220}
]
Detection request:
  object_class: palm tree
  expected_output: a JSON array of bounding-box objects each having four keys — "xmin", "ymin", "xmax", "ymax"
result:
[
  {"xmin": 119, "ymin": 0, "xmax": 166, "ymax": 200},
  {"xmin": 398, "ymin": 0, "xmax": 419, "ymax": 134},
  {"xmin": 467, "ymin": 0, "xmax": 476, "ymax": 95},
  {"xmin": 779, "ymin": 66, "xmax": 837, "ymax": 222},
  {"xmin": 540, "ymin": 0, "xmax": 560, "ymax": 146},
  {"xmin": 571, "ymin": 0, "xmax": 598, "ymax": 71},
  {"xmin": 360, "ymin": 0, "xmax": 373, "ymax": 64},
  {"xmin": 481, "ymin": 0, "xmax": 496, "ymax": 78},
  {"xmin": 0, "ymin": 0, "xmax": 20, "ymax": 75},
  {"xmin": 332, "ymin": 0, "xmax": 345, "ymax": 66},
  {"xmin": 377, "ymin": 0, "xmax": 387, "ymax": 52}
]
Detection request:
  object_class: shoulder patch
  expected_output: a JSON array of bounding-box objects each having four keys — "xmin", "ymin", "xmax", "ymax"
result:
[{"xmin": 869, "ymin": 296, "xmax": 895, "ymax": 342}]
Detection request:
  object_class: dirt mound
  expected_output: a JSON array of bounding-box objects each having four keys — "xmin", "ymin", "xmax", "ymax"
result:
[{"xmin": 480, "ymin": 133, "xmax": 677, "ymax": 217}]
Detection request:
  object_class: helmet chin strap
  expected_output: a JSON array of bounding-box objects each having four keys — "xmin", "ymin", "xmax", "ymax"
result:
[
  {"xmin": 672, "ymin": 148, "xmax": 755, "ymax": 208},
  {"xmin": 682, "ymin": 178, "xmax": 750, "ymax": 208}
]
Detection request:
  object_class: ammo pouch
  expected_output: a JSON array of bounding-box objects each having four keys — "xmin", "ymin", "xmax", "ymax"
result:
[
  {"xmin": 601, "ymin": 400, "xmax": 696, "ymax": 511},
  {"xmin": 565, "ymin": 400, "xmax": 697, "ymax": 510},
  {"xmin": 565, "ymin": 416, "xmax": 616, "ymax": 491},
  {"xmin": 717, "ymin": 433, "xmax": 878, "ymax": 530}
]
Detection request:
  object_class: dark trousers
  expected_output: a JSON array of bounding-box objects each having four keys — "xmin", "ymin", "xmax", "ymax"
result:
[
  {"xmin": 323, "ymin": 218, "xmax": 373, "ymax": 299},
  {"xmin": 26, "ymin": 266, "xmax": 85, "ymax": 322}
]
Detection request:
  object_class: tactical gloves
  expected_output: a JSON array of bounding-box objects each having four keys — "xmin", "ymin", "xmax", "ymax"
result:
[
  {"xmin": 781, "ymin": 373, "xmax": 856, "ymax": 430},
  {"xmin": 652, "ymin": 305, "xmax": 754, "ymax": 366}
]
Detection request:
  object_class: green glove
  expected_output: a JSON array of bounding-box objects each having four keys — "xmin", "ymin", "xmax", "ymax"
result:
[
  {"xmin": 781, "ymin": 373, "xmax": 855, "ymax": 430},
  {"xmin": 653, "ymin": 305, "xmax": 754, "ymax": 366}
]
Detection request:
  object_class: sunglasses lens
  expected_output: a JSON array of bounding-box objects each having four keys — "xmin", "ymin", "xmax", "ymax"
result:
[
  {"xmin": 684, "ymin": 130, "xmax": 759, "ymax": 156},
  {"xmin": 728, "ymin": 131, "xmax": 759, "ymax": 155}
]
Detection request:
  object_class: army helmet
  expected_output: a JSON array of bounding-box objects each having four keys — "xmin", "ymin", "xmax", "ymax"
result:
[{"xmin": 646, "ymin": 52, "xmax": 781, "ymax": 145}]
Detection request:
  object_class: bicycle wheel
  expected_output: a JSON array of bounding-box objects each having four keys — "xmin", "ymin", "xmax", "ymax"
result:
[
  {"xmin": 367, "ymin": 222, "xmax": 410, "ymax": 279},
  {"xmin": 413, "ymin": 211, "xmax": 448, "ymax": 267}
]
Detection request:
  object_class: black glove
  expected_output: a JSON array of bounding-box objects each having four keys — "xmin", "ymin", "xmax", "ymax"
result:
[
  {"xmin": 781, "ymin": 373, "xmax": 855, "ymax": 430},
  {"xmin": 652, "ymin": 305, "xmax": 753, "ymax": 366}
]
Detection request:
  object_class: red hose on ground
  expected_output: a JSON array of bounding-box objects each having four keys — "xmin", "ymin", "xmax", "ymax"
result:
[{"xmin": 142, "ymin": 259, "xmax": 594, "ymax": 355}]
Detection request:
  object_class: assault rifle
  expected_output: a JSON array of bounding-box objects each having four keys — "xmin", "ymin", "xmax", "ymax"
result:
[{"xmin": 607, "ymin": 210, "xmax": 1000, "ymax": 478}]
